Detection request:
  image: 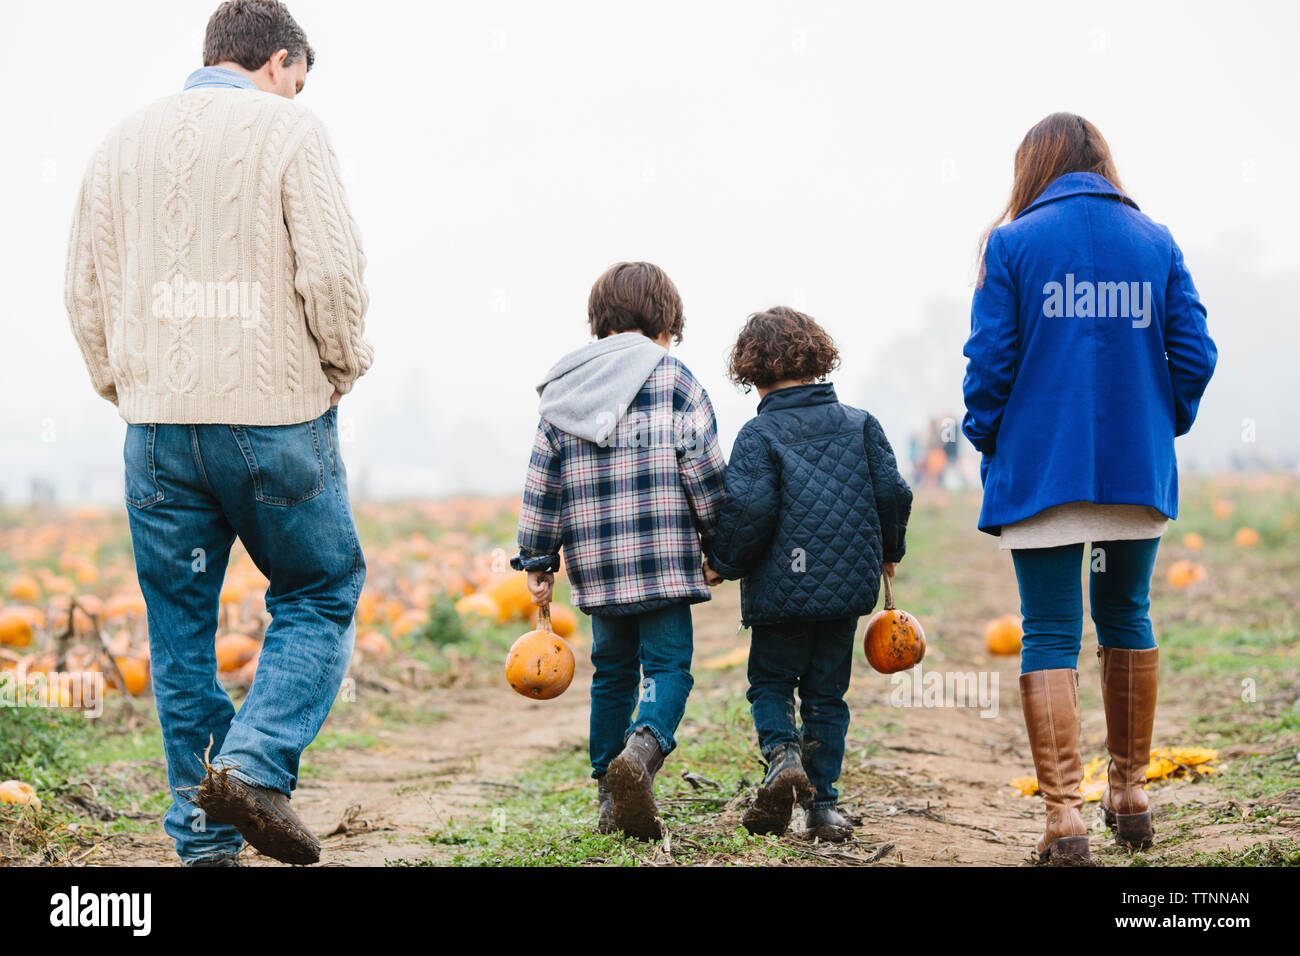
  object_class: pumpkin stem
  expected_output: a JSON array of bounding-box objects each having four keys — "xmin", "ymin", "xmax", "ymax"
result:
[
  {"xmin": 882, "ymin": 573, "xmax": 895, "ymax": 611},
  {"xmin": 538, "ymin": 603, "xmax": 552, "ymax": 633}
]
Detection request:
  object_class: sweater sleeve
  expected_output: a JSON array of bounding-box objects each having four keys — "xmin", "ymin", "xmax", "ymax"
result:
[
  {"xmin": 708, "ymin": 422, "xmax": 779, "ymax": 580},
  {"xmin": 864, "ymin": 414, "xmax": 913, "ymax": 563},
  {"xmin": 282, "ymin": 117, "xmax": 374, "ymax": 396},
  {"xmin": 1163, "ymin": 237, "xmax": 1216, "ymax": 437},
  {"xmin": 64, "ymin": 153, "xmax": 118, "ymax": 405},
  {"xmin": 962, "ymin": 229, "xmax": 1019, "ymax": 459}
]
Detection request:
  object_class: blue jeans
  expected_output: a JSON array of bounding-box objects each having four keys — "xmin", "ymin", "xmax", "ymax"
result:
[
  {"xmin": 588, "ymin": 602, "xmax": 694, "ymax": 777},
  {"xmin": 123, "ymin": 408, "xmax": 364, "ymax": 862},
  {"xmin": 747, "ymin": 618, "xmax": 855, "ymax": 809},
  {"xmin": 1011, "ymin": 538, "xmax": 1160, "ymax": 674}
]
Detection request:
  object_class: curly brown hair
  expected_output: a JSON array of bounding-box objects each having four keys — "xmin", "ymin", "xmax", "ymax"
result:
[
  {"xmin": 727, "ymin": 307, "xmax": 841, "ymax": 392},
  {"xmin": 588, "ymin": 262, "xmax": 684, "ymax": 343}
]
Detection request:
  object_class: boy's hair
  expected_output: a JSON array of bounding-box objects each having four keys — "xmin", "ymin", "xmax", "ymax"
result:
[
  {"xmin": 727, "ymin": 306, "xmax": 841, "ymax": 392},
  {"xmin": 203, "ymin": 0, "xmax": 315, "ymax": 71},
  {"xmin": 588, "ymin": 262, "xmax": 684, "ymax": 343}
]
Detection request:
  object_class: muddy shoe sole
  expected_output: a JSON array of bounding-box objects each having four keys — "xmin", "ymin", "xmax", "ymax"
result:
[
  {"xmin": 743, "ymin": 766, "xmax": 813, "ymax": 836},
  {"xmin": 1034, "ymin": 835, "xmax": 1091, "ymax": 866},
  {"xmin": 193, "ymin": 770, "xmax": 320, "ymax": 866},
  {"xmin": 1102, "ymin": 804, "xmax": 1154, "ymax": 850},
  {"xmin": 606, "ymin": 755, "xmax": 662, "ymax": 840}
]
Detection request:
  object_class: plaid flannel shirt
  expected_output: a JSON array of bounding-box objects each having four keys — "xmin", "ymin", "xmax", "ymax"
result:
[{"xmin": 512, "ymin": 356, "xmax": 727, "ymax": 614}]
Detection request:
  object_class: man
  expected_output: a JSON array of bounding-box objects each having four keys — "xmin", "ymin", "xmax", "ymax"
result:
[{"xmin": 64, "ymin": 0, "xmax": 373, "ymax": 866}]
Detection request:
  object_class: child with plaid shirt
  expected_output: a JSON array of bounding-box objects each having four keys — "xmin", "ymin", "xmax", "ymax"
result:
[{"xmin": 511, "ymin": 262, "xmax": 727, "ymax": 839}]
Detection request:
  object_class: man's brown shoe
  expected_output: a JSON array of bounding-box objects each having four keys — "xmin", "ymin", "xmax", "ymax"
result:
[{"xmin": 191, "ymin": 768, "xmax": 321, "ymax": 865}]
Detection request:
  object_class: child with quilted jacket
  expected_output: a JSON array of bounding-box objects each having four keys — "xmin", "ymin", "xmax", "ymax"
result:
[
  {"xmin": 708, "ymin": 307, "xmax": 913, "ymax": 841},
  {"xmin": 511, "ymin": 262, "xmax": 728, "ymax": 840}
]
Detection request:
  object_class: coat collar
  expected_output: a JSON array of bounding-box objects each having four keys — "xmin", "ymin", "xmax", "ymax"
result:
[
  {"xmin": 757, "ymin": 381, "xmax": 838, "ymax": 414},
  {"xmin": 1018, "ymin": 172, "xmax": 1139, "ymax": 218}
]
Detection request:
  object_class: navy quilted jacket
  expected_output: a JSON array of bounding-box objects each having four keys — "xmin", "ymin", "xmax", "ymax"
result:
[{"xmin": 708, "ymin": 383, "xmax": 912, "ymax": 626}]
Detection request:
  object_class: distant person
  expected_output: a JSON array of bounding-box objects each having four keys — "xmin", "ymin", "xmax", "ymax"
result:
[
  {"xmin": 64, "ymin": 0, "xmax": 373, "ymax": 865},
  {"xmin": 512, "ymin": 262, "xmax": 727, "ymax": 840},
  {"xmin": 709, "ymin": 308, "xmax": 912, "ymax": 842},
  {"xmin": 962, "ymin": 113, "xmax": 1216, "ymax": 864}
]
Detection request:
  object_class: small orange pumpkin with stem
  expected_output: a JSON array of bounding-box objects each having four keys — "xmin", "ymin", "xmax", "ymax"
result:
[
  {"xmin": 505, "ymin": 604, "xmax": 575, "ymax": 700},
  {"xmin": 863, "ymin": 574, "xmax": 926, "ymax": 674}
]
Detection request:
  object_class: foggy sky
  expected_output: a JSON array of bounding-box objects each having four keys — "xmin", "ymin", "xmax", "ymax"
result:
[{"xmin": 3, "ymin": 0, "xmax": 1297, "ymax": 504}]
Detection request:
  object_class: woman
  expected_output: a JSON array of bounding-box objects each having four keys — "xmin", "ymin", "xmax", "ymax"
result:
[{"xmin": 962, "ymin": 113, "xmax": 1217, "ymax": 864}]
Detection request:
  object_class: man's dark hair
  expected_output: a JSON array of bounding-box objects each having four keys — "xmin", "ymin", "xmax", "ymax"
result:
[
  {"xmin": 203, "ymin": 0, "xmax": 314, "ymax": 71},
  {"xmin": 587, "ymin": 262, "xmax": 684, "ymax": 343},
  {"xmin": 727, "ymin": 306, "xmax": 841, "ymax": 392}
]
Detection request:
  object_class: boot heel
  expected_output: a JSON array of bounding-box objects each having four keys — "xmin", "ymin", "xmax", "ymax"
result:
[
  {"xmin": 1044, "ymin": 835, "xmax": 1090, "ymax": 865},
  {"xmin": 1113, "ymin": 811, "xmax": 1153, "ymax": 849},
  {"xmin": 1102, "ymin": 805, "xmax": 1117, "ymax": 830}
]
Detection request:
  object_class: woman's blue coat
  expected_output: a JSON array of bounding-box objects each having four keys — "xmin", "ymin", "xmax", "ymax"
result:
[{"xmin": 962, "ymin": 172, "xmax": 1217, "ymax": 534}]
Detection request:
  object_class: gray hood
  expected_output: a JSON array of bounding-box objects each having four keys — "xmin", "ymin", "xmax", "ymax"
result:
[{"xmin": 537, "ymin": 333, "xmax": 668, "ymax": 443}]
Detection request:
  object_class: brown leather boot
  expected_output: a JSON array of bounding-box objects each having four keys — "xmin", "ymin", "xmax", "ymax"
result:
[
  {"xmin": 1020, "ymin": 669, "xmax": 1090, "ymax": 865},
  {"xmin": 606, "ymin": 727, "xmax": 665, "ymax": 840},
  {"xmin": 191, "ymin": 768, "xmax": 320, "ymax": 865},
  {"xmin": 1099, "ymin": 646, "xmax": 1159, "ymax": 849}
]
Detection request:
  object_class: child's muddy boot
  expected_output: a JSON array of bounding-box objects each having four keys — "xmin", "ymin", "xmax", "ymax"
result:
[
  {"xmin": 743, "ymin": 742, "xmax": 813, "ymax": 836},
  {"xmin": 803, "ymin": 805, "xmax": 853, "ymax": 842},
  {"xmin": 595, "ymin": 775, "xmax": 615, "ymax": 834},
  {"xmin": 607, "ymin": 727, "xmax": 665, "ymax": 840}
]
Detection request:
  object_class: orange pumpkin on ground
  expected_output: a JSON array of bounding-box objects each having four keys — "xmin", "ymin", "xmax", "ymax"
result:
[
  {"xmin": 356, "ymin": 630, "xmax": 393, "ymax": 657},
  {"xmin": 0, "ymin": 780, "xmax": 41, "ymax": 811},
  {"xmin": 505, "ymin": 605, "xmax": 575, "ymax": 700},
  {"xmin": 455, "ymin": 592, "xmax": 500, "ymax": 621},
  {"xmin": 0, "ymin": 612, "xmax": 34, "ymax": 648},
  {"xmin": 1212, "ymin": 499, "xmax": 1235, "ymax": 520},
  {"xmin": 1181, "ymin": 532, "xmax": 1204, "ymax": 551},
  {"xmin": 112, "ymin": 657, "xmax": 150, "ymax": 696},
  {"xmin": 985, "ymin": 614, "xmax": 1024, "ymax": 656},
  {"xmin": 1234, "ymin": 527, "xmax": 1260, "ymax": 548},
  {"xmin": 6, "ymin": 575, "xmax": 41, "ymax": 603},
  {"xmin": 1167, "ymin": 560, "xmax": 1207, "ymax": 589},
  {"xmin": 530, "ymin": 603, "xmax": 578, "ymax": 638},
  {"xmin": 863, "ymin": 577, "xmax": 926, "ymax": 674},
  {"xmin": 489, "ymin": 575, "xmax": 534, "ymax": 622},
  {"xmin": 215, "ymin": 634, "xmax": 260, "ymax": 672}
]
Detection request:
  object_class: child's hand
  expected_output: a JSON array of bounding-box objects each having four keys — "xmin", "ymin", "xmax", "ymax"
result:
[
  {"xmin": 702, "ymin": 557, "xmax": 723, "ymax": 587},
  {"xmin": 527, "ymin": 571, "xmax": 554, "ymax": 606},
  {"xmin": 882, "ymin": 562, "xmax": 898, "ymax": 579}
]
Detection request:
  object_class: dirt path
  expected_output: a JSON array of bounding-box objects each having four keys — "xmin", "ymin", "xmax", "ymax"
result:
[{"xmin": 99, "ymin": 517, "xmax": 1268, "ymax": 867}]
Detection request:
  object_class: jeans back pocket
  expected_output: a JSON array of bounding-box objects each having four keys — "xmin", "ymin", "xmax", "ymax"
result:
[
  {"xmin": 231, "ymin": 419, "xmax": 327, "ymax": 507},
  {"xmin": 124, "ymin": 423, "xmax": 164, "ymax": 509}
]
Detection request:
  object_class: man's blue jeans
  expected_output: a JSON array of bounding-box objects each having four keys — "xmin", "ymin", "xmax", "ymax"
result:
[
  {"xmin": 747, "ymin": 618, "xmax": 855, "ymax": 809},
  {"xmin": 123, "ymin": 407, "xmax": 364, "ymax": 863},
  {"xmin": 588, "ymin": 602, "xmax": 694, "ymax": 777},
  {"xmin": 1011, "ymin": 538, "xmax": 1161, "ymax": 674}
]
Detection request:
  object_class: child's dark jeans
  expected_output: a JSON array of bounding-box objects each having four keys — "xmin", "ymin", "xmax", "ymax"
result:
[
  {"xmin": 588, "ymin": 602, "xmax": 695, "ymax": 778},
  {"xmin": 747, "ymin": 617, "xmax": 856, "ymax": 809}
]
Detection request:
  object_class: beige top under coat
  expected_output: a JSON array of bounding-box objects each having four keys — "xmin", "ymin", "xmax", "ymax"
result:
[{"xmin": 999, "ymin": 502, "xmax": 1168, "ymax": 550}]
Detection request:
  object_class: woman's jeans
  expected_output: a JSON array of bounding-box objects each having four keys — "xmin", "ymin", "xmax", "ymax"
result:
[
  {"xmin": 747, "ymin": 618, "xmax": 856, "ymax": 809},
  {"xmin": 588, "ymin": 602, "xmax": 695, "ymax": 777},
  {"xmin": 123, "ymin": 407, "xmax": 364, "ymax": 863},
  {"xmin": 1011, "ymin": 538, "xmax": 1161, "ymax": 674}
]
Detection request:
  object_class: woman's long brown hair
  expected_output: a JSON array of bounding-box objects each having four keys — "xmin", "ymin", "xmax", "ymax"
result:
[{"xmin": 977, "ymin": 112, "xmax": 1126, "ymax": 283}]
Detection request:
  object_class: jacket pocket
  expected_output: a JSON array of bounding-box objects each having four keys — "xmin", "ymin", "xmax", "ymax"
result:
[
  {"xmin": 123, "ymin": 424, "xmax": 164, "ymax": 509},
  {"xmin": 231, "ymin": 419, "xmax": 326, "ymax": 507}
]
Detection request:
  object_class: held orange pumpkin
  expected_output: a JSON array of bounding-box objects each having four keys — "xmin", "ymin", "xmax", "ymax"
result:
[
  {"xmin": 505, "ymin": 605, "xmax": 576, "ymax": 700},
  {"xmin": 530, "ymin": 602, "xmax": 578, "ymax": 638},
  {"xmin": 863, "ymin": 576, "xmax": 926, "ymax": 674}
]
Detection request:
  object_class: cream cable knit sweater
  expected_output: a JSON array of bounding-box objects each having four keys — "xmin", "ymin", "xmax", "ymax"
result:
[{"xmin": 65, "ymin": 88, "xmax": 373, "ymax": 425}]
